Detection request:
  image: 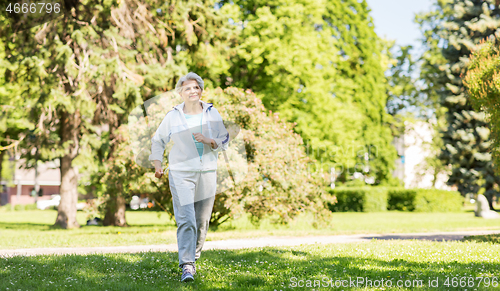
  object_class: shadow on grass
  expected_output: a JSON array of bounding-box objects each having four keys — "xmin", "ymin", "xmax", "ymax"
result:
[
  {"xmin": 0, "ymin": 222, "xmax": 108, "ymax": 232},
  {"xmin": 0, "ymin": 221, "xmax": 177, "ymax": 232},
  {"xmin": 0, "ymin": 222, "xmax": 129, "ymax": 231},
  {"xmin": 362, "ymin": 233, "xmax": 485, "ymax": 242},
  {"xmin": 126, "ymin": 223, "xmax": 177, "ymax": 228},
  {"xmin": 0, "ymin": 243, "xmax": 498, "ymax": 290},
  {"xmin": 463, "ymin": 234, "xmax": 500, "ymax": 244},
  {"xmin": 0, "ymin": 222, "xmax": 53, "ymax": 231}
]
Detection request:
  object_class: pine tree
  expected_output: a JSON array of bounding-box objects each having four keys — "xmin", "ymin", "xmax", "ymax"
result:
[{"xmin": 418, "ymin": 0, "xmax": 500, "ymax": 209}]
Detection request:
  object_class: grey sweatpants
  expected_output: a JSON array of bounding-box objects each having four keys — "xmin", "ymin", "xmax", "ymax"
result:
[{"xmin": 168, "ymin": 169, "xmax": 217, "ymax": 268}]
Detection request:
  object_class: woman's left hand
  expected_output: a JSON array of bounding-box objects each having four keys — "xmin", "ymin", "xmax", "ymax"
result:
[
  {"xmin": 193, "ymin": 133, "xmax": 217, "ymax": 149},
  {"xmin": 192, "ymin": 133, "xmax": 210, "ymax": 145}
]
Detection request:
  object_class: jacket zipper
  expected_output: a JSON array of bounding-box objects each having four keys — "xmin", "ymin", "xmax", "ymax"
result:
[{"xmin": 175, "ymin": 102, "xmax": 209, "ymax": 171}]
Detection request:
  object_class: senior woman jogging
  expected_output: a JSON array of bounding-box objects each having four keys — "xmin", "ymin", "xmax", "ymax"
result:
[{"xmin": 149, "ymin": 72, "xmax": 229, "ymax": 282}]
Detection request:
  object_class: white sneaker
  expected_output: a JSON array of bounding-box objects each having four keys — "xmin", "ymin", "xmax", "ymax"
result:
[{"xmin": 181, "ymin": 264, "xmax": 195, "ymax": 282}]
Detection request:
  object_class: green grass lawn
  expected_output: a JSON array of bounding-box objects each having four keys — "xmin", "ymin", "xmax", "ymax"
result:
[
  {"xmin": 0, "ymin": 240, "xmax": 499, "ymax": 290},
  {"xmin": 0, "ymin": 209, "xmax": 499, "ymax": 249},
  {"xmin": 0, "ymin": 211, "xmax": 178, "ymax": 249}
]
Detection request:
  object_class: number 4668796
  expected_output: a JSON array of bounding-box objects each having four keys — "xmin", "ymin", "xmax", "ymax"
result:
[{"xmin": 6, "ymin": 2, "xmax": 61, "ymax": 14}]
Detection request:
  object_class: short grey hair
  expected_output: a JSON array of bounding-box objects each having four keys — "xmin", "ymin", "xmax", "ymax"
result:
[{"xmin": 175, "ymin": 72, "xmax": 204, "ymax": 93}]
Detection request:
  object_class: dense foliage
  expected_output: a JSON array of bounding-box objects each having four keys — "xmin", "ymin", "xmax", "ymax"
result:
[
  {"xmin": 4, "ymin": 0, "xmax": 475, "ymax": 227},
  {"xmin": 328, "ymin": 187, "xmax": 388, "ymax": 212},
  {"xmin": 219, "ymin": 0, "xmax": 399, "ymax": 186},
  {"xmin": 387, "ymin": 188, "xmax": 463, "ymax": 212},
  {"xmin": 100, "ymin": 88, "xmax": 334, "ymax": 227},
  {"xmin": 464, "ymin": 37, "xmax": 500, "ymax": 176},
  {"xmin": 417, "ymin": 0, "xmax": 500, "ymax": 209},
  {"xmin": 0, "ymin": 0, "xmax": 237, "ymax": 227}
]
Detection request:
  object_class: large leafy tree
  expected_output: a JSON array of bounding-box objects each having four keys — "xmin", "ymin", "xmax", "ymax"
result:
[
  {"xmin": 94, "ymin": 0, "xmax": 236, "ymax": 226},
  {"xmin": 2, "ymin": 0, "xmax": 236, "ymax": 227},
  {"xmin": 417, "ymin": 0, "xmax": 500, "ymax": 209},
  {"xmin": 88, "ymin": 0, "xmax": 236, "ymax": 226},
  {"xmin": 103, "ymin": 87, "xmax": 333, "ymax": 228},
  {"xmin": 0, "ymin": 39, "xmax": 32, "ymax": 184},
  {"xmin": 218, "ymin": 0, "xmax": 399, "ymax": 185},
  {"xmin": 3, "ymin": 0, "xmax": 132, "ymax": 228}
]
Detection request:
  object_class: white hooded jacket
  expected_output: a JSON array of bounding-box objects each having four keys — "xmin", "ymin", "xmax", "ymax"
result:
[{"xmin": 149, "ymin": 100, "xmax": 230, "ymax": 171}]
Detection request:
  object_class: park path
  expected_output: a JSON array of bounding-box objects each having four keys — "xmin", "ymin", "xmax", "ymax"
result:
[{"xmin": 1, "ymin": 230, "xmax": 499, "ymax": 257}]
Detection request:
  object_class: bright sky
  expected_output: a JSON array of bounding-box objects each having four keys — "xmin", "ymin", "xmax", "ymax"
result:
[{"xmin": 365, "ymin": 0, "xmax": 435, "ymax": 50}]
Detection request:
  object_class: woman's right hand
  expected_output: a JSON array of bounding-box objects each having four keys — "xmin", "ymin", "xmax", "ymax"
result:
[
  {"xmin": 155, "ymin": 167, "xmax": 164, "ymax": 178},
  {"xmin": 153, "ymin": 160, "xmax": 163, "ymax": 178}
]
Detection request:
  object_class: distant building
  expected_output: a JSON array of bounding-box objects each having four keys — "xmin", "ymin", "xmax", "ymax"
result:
[
  {"xmin": 392, "ymin": 120, "xmax": 455, "ymax": 190},
  {"xmin": 0, "ymin": 160, "xmax": 60, "ymax": 206}
]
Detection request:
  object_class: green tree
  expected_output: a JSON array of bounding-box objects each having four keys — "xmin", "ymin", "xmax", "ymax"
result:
[
  {"xmin": 219, "ymin": 0, "xmax": 398, "ymax": 186},
  {"xmin": 385, "ymin": 44, "xmax": 432, "ymax": 119},
  {"xmin": 90, "ymin": 0, "xmax": 236, "ymax": 226},
  {"xmin": 109, "ymin": 87, "xmax": 333, "ymax": 228},
  {"xmin": 0, "ymin": 40, "xmax": 33, "ymax": 185},
  {"xmin": 417, "ymin": 0, "xmax": 500, "ymax": 209},
  {"xmin": 0, "ymin": 17, "xmax": 34, "ymax": 194},
  {"xmin": 1, "ymin": 0, "xmax": 236, "ymax": 227},
  {"xmin": 464, "ymin": 37, "xmax": 500, "ymax": 178}
]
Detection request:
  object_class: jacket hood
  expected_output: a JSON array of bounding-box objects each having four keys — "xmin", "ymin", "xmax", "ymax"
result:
[{"xmin": 174, "ymin": 100, "xmax": 213, "ymax": 113}]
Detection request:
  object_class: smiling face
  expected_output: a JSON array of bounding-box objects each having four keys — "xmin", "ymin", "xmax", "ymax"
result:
[{"xmin": 180, "ymin": 80, "xmax": 202, "ymax": 103}]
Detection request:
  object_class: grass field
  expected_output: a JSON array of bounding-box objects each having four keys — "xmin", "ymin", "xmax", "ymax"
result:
[
  {"xmin": 0, "ymin": 240, "xmax": 499, "ymax": 290},
  {"xmin": 0, "ymin": 209, "xmax": 499, "ymax": 249},
  {"xmin": 1, "ymin": 207, "xmax": 499, "ymax": 290}
]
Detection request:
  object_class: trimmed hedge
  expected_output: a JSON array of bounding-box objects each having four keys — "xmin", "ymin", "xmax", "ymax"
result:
[
  {"xmin": 388, "ymin": 188, "xmax": 463, "ymax": 212},
  {"xmin": 387, "ymin": 189, "xmax": 417, "ymax": 211},
  {"xmin": 0, "ymin": 203, "xmax": 38, "ymax": 211},
  {"xmin": 329, "ymin": 187, "xmax": 463, "ymax": 212},
  {"xmin": 327, "ymin": 187, "xmax": 388, "ymax": 212},
  {"xmin": 414, "ymin": 189, "xmax": 463, "ymax": 212},
  {"xmin": 25, "ymin": 203, "xmax": 38, "ymax": 211}
]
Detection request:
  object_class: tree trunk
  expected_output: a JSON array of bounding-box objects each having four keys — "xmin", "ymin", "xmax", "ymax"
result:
[
  {"xmin": 54, "ymin": 110, "xmax": 81, "ymax": 229},
  {"xmin": 103, "ymin": 194, "xmax": 128, "ymax": 226},
  {"xmin": 102, "ymin": 127, "xmax": 128, "ymax": 227},
  {"xmin": 0, "ymin": 150, "xmax": 4, "ymax": 202},
  {"xmin": 55, "ymin": 155, "xmax": 80, "ymax": 228},
  {"xmin": 0, "ymin": 150, "xmax": 4, "ymax": 184}
]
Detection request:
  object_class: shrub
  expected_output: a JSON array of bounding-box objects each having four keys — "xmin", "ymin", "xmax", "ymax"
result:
[
  {"xmin": 413, "ymin": 189, "xmax": 463, "ymax": 212},
  {"xmin": 388, "ymin": 188, "xmax": 463, "ymax": 212},
  {"xmin": 364, "ymin": 187, "xmax": 389, "ymax": 212},
  {"xmin": 328, "ymin": 187, "xmax": 387, "ymax": 212},
  {"xmin": 0, "ymin": 203, "xmax": 12, "ymax": 212},
  {"xmin": 25, "ymin": 203, "xmax": 38, "ymax": 211},
  {"xmin": 197, "ymin": 88, "xmax": 334, "ymax": 226},
  {"xmin": 100, "ymin": 87, "xmax": 334, "ymax": 228},
  {"xmin": 330, "ymin": 187, "xmax": 463, "ymax": 212},
  {"xmin": 464, "ymin": 38, "xmax": 500, "ymax": 175},
  {"xmin": 387, "ymin": 189, "xmax": 417, "ymax": 211},
  {"xmin": 13, "ymin": 204, "xmax": 25, "ymax": 211}
]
